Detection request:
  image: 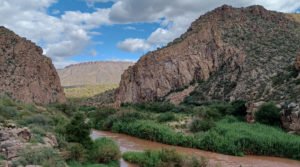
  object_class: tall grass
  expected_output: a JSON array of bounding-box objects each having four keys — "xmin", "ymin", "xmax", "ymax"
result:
[
  {"xmin": 111, "ymin": 120, "xmax": 199, "ymax": 148},
  {"xmin": 199, "ymin": 118, "xmax": 300, "ymax": 160}
]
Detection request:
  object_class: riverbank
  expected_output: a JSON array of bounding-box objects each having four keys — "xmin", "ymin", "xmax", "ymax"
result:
[
  {"xmin": 91, "ymin": 130, "xmax": 300, "ymax": 167},
  {"xmin": 88, "ymin": 102, "xmax": 300, "ymax": 161}
]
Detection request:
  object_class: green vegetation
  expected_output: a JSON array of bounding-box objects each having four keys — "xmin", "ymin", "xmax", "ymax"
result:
[
  {"xmin": 157, "ymin": 112, "xmax": 177, "ymax": 122},
  {"xmin": 91, "ymin": 137, "xmax": 121, "ymax": 163},
  {"xmin": 255, "ymin": 102, "xmax": 281, "ymax": 126},
  {"xmin": 65, "ymin": 112, "xmax": 93, "ymax": 148},
  {"xmin": 91, "ymin": 101, "xmax": 300, "ymax": 161},
  {"xmin": 190, "ymin": 119, "xmax": 215, "ymax": 132},
  {"xmin": 0, "ymin": 96, "xmax": 122, "ymax": 167},
  {"xmin": 200, "ymin": 117, "xmax": 300, "ymax": 160},
  {"xmin": 123, "ymin": 148, "xmax": 207, "ymax": 167},
  {"xmin": 64, "ymin": 84, "xmax": 118, "ymax": 99},
  {"xmin": 13, "ymin": 147, "xmax": 65, "ymax": 167}
]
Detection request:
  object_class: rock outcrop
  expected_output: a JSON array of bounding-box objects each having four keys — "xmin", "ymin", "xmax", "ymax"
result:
[
  {"xmin": 114, "ymin": 5, "xmax": 300, "ymax": 105},
  {"xmin": 0, "ymin": 126, "xmax": 59, "ymax": 166},
  {"xmin": 0, "ymin": 26, "xmax": 66, "ymax": 104},
  {"xmin": 57, "ymin": 61, "xmax": 134, "ymax": 87}
]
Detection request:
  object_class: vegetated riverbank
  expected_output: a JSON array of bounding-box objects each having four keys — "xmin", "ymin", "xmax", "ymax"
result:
[
  {"xmin": 0, "ymin": 95, "xmax": 205, "ymax": 167},
  {"xmin": 87, "ymin": 101, "xmax": 300, "ymax": 161},
  {"xmin": 0, "ymin": 96, "xmax": 121, "ymax": 167}
]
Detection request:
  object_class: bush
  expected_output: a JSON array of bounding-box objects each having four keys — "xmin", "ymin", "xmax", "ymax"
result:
[
  {"xmin": 199, "ymin": 118, "xmax": 300, "ymax": 160},
  {"xmin": 231, "ymin": 100, "xmax": 247, "ymax": 117},
  {"xmin": 123, "ymin": 148, "xmax": 207, "ymax": 167},
  {"xmin": 157, "ymin": 112, "xmax": 177, "ymax": 122},
  {"xmin": 190, "ymin": 119, "xmax": 215, "ymax": 132},
  {"xmin": 65, "ymin": 112, "xmax": 92, "ymax": 148},
  {"xmin": 0, "ymin": 104, "xmax": 19, "ymax": 119},
  {"xmin": 13, "ymin": 147, "xmax": 65, "ymax": 167},
  {"xmin": 55, "ymin": 103, "xmax": 78, "ymax": 116},
  {"xmin": 91, "ymin": 137, "xmax": 121, "ymax": 163},
  {"xmin": 64, "ymin": 143, "xmax": 87, "ymax": 163},
  {"xmin": 19, "ymin": 114, "xmax": 52, "ymax": 127},
  {"xmin": 255, "ymin": 102, "xmax": 281, "ymax": 126}
]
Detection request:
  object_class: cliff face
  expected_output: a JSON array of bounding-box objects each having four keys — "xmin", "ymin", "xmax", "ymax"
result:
[
  {"xmin": 0, "ymin": 26, "xmax": 66, "ymax": 104},
  {"xmin": 115, "ymin": 5, "xmax": 300, "ymax": 105},
  {"xmin": 57, "ymin": 61, "xmax": 134, "ymax": 87}
]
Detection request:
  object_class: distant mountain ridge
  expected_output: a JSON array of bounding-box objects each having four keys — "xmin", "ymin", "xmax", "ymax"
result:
[{"xmin": 57, "ymin": 61, "xmax": 134, "ymax": 87}]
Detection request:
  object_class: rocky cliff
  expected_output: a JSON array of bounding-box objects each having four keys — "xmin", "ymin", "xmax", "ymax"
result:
[
  {"xmin": 115, "ymin": 5, "xmax": 300, "ymax": 105},
  {"xmin": 57, "ymin": 61, "xmax": 134, "ymax": 87},
  {"xmin": 0, "ymin": 26, "xmax": 66, "ymax": 104}
]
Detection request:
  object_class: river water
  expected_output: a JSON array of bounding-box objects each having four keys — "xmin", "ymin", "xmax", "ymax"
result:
[{"xmin": 91, "ymin": 130, "xmax": 300, "ymax": 167}]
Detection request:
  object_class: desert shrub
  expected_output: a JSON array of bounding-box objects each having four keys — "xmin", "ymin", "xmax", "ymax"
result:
[
  {"xmin": 13, "ymin": 147, "xmax": 65, "ymax": 167},
  {"xmin": 204, "ymin": 107, "xmax": 222, "ymax": 120},
  {"xmin": 157, "ymin": 112, "xmax": 177, "ymax": 122},
  {"xmin": 65, "ymin": 112, "xmax": 92, "ymax": 148},
  {"xmin": 255, "ymin": 102, "xmax": 281, "ymax": 126},
  {"xmin": 199, "ymin": 118, "xmax": 300, "ymax": 160},
  {"xmin": 231, "ymin": 100, "xmax": 247, "ymax": 117},
  {"xmin": 123, "ymin": 149, "xmax": 207, "ymax": 167},
  {"xmin": 64, "ymin": 143, "xmax": 87, "ymax": 163},
  {"xmin": 30, "ymin": 126, "xmax": 47, "ymax": 136},
  {"xmin": 68, "ymin": 161, "xmax": 119, "ymax": 167},
  {"xmin": 111, "ymin": 120, "xmax": 199, "ymax": 148},
  {"xmin": 190, "ymin": 119, "xmax": 215, "ymax": 132},
  {"xmin": 0, "ymin": 104, "xmax": 19, "ymax": 119},
  {"xmin": 55, "ymin": 103, "xmax": 78, "ymax": 116},
  {"xmin": 90, "ymin": 107, "xmax": 118, "ymax": 129},
  {"xmin": 91, "ymin": 137, "xmax": 121, "ymax": 163},
  {"xmin": 19, "ymin": 114, "xmax": 52, "ymax": 129}
]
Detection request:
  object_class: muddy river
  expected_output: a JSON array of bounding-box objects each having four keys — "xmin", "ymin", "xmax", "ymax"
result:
[{"xmin": 91, "ymin": 130, "xmax": 300, "ymax": 167}]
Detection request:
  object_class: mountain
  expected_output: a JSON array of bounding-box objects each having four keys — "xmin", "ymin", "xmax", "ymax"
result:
[
  {"xmin": 114, "ymin": 5, "xmax": 300, "ymax": 106},
  {"xmin": 0, "ymin": 26, "xmax": 66, "ymax": 104},
  {"xmin": 57, "ymin": 61, "xmax": 134, "ymax": 87}
]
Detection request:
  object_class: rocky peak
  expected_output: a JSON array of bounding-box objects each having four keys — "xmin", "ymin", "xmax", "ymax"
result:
[
  {"xmin": 114, "ymin": 5, "xmax": 300, "ymax": 105},
  {"xmin": 0, "ymin": 26, "xmax": 66, "ymax": 104}
]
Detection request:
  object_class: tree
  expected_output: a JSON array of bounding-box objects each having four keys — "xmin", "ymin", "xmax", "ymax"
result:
[{"xmin": 65, "ymin": 112, "xmax": 92, "ymax": 148}]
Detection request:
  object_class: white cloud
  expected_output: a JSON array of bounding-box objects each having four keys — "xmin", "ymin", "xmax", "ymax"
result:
[
  {"xmin": 124, "ymin": 26, "xmax": 136, "ymax": 30},
  {"xmin": 1, "ymin": 0, "xmax": 300, "ymax": 66},
  {"xmin": 91, "ymin": 49, "xmax": 98, "ymax": 57},
  {"xmin": 115, "ymin": 0, "xmax": 300, "ymax": 52},
  {"xmin": 117, "ymin": 38, "xmax": 153, "ymax": 53}
]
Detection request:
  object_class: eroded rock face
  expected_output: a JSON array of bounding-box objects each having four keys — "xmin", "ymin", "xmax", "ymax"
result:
[
  {"xmin": 0, "ymin": 26, "xmax": 66, "ymax": 104},
  {"xmin": 114, "ymin": 5, "xmax": 300, "ymax": 105}
]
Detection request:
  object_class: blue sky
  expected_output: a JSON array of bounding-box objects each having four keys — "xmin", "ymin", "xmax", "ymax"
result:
[{"xmin": 0, "ymin": 0, "xmax": 300, "ymax": 68}]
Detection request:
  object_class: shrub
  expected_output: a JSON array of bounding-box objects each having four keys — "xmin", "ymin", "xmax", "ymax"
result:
[
  {"xmin": 190, "ymin": 119, "xmax": 215, "ymax": 132},
  {"xmin": 13, "ymin": 147, "xmax": 65, "ymax": 167},
  {"xmin": 123, "ymin": 149, "xmax": 207, "ymax": 167},
  {"xmin": 65, "ymin": 112, "xmax": 92, "ymax": 148},
  {"xmin": 91, "ymin": 137, "xmax": 121, "ymax": 163},
  {"xmin": 231, "ymin": 100, "xmax": 247, "ymax": 117},
  {"xmin": 19, "ymin": 114, "xmax": 51, "ymax": 127},
  {"xmin": 157, "ymin": 112, "xmax": 177, "ymax": 122},
  {"xmin": 64, "ymin": 143, "xmax": 87, "ymax": 163},
  {"xmin": 255, "ymin": 102, "xmax": 281, "ymax": 126},
  {"xmin": 55, "ymin": 103, "xmax": 78, "ymax": 116},
  {"xmin": 0, "ymin": 104, "xmax": 19, "ymax": 119}
]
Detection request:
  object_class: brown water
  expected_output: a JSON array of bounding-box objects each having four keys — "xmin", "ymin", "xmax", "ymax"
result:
[{"xmin": 91, "ymin": 130, "xmax": 300, "ymax": 167}]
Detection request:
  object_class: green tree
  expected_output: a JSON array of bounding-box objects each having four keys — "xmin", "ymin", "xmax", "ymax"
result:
[
  {"xmin": 255, "ymin": 102, "xmax": 281, "ymax": 126},
  {"xmin": 65, "ymin": 112, "xmax": 92, "ymax": 148}
]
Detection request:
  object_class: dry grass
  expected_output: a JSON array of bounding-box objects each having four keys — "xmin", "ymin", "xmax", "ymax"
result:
[
  {"xmin": 285, "ymin": 13, "xmax": 300, "ymax": 23},
  {"xmin": 63, "ymin": 84, "xmax": 118, "ymax": 99}
]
